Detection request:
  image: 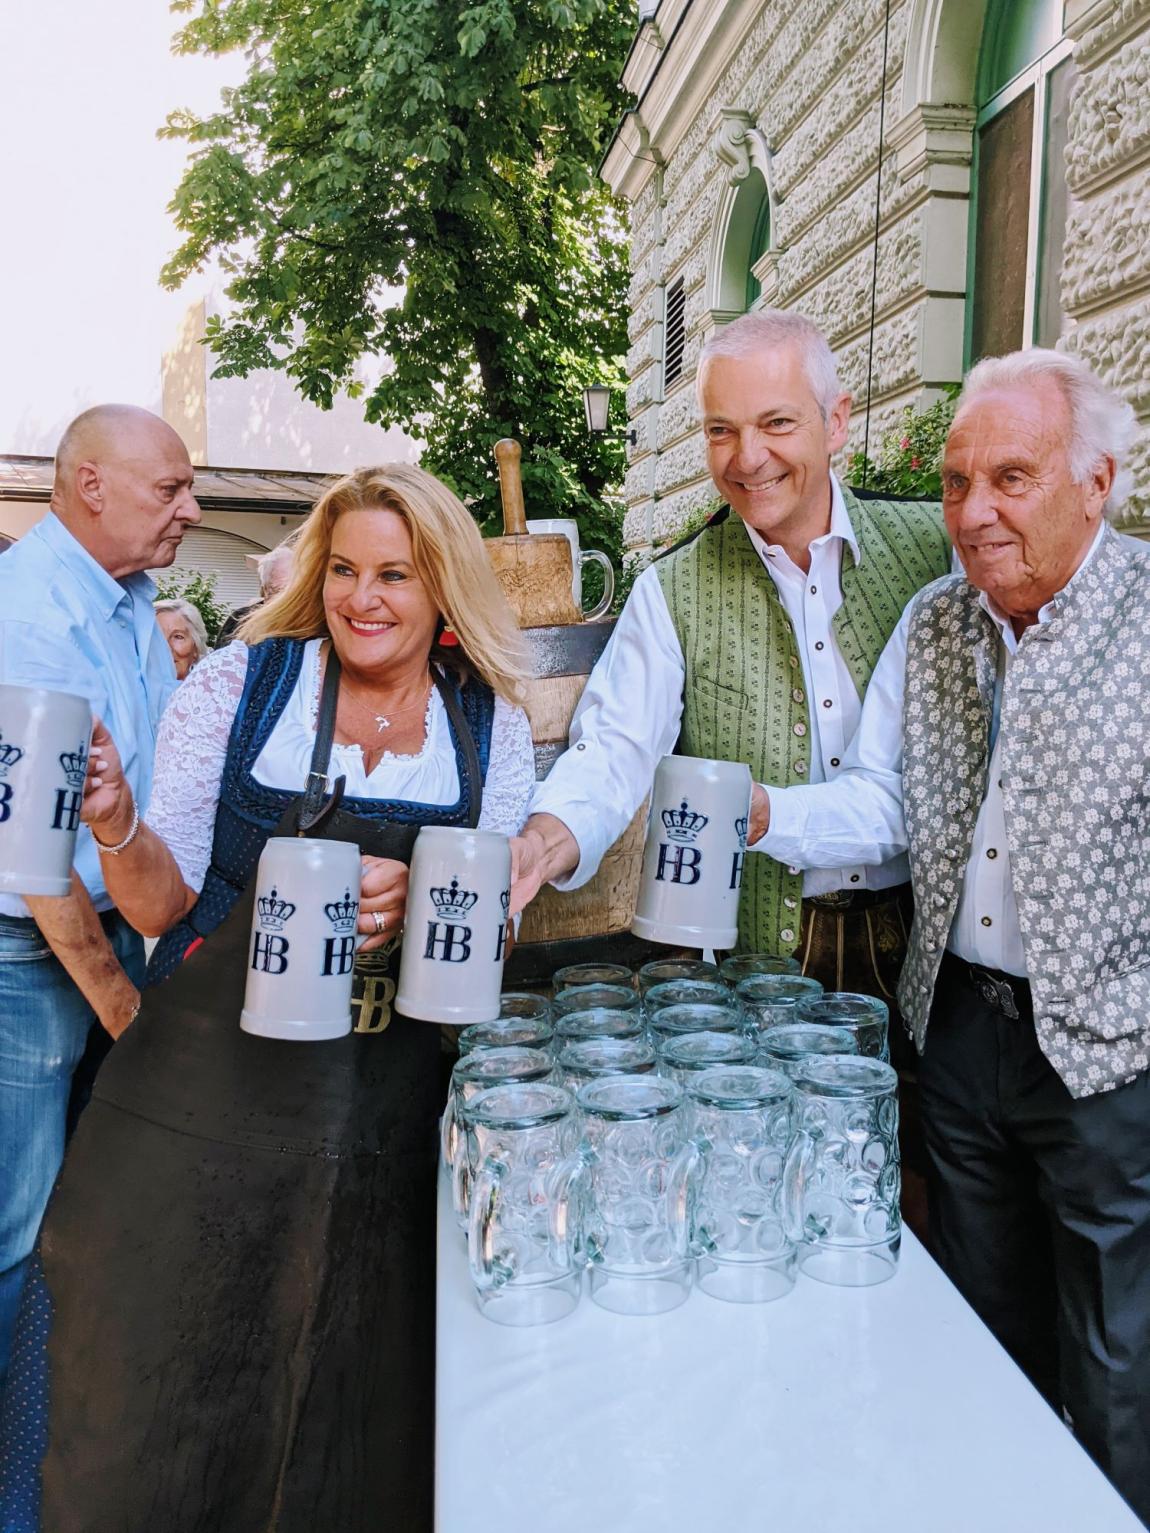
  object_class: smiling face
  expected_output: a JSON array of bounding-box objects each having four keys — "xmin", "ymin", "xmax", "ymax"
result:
[
  {"xmin": 156, "ymin": 608, "xmax": 199, "ymax": 680},
  {"xmin": 322, "ymin": 506, "xmax": 440, "ymax": 681},
  {"xmin": 942, "ymin": 378, "xmax": 1112, "ymax": 626},
  {"xmin": 699, "ymin": 344, "xmax": 851, "ymax": 556}
]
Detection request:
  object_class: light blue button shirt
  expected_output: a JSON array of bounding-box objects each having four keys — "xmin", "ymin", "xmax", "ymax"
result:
[{"xmin": 0, "ymin": 513, "xmax": 176, "ymax": 916}]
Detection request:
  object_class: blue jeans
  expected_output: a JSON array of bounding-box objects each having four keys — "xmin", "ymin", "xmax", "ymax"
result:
[{"xmin": 0, "ymin": 912, "xmax": 143, "ymax": 1387}]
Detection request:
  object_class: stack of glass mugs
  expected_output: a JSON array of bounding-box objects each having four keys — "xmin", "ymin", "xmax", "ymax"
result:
[{"xmin": 442, "ymin": 956, "xmax": 901, "ymax": 1326}]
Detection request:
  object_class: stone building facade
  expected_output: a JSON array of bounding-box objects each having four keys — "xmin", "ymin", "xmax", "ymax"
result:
[{"xmin": 603, "ymin": 0, "xmax": 1150, "ymax": 555}]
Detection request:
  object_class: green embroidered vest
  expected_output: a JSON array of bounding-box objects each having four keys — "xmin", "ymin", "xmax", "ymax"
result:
[{"xmin": 655, "ymin": 487, "xmax": 950, "ymax": 954}]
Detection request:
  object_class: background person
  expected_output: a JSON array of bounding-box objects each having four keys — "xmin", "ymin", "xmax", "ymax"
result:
[
  {"xmin": 0, "ymin": 403, "xmax": 198, "ymax": 1398},
  {"xmin": 152, "ymin": 596, "xmax": 208, "ymax": 680},
  {"xmin": 214, "ymin": 537, "xmax": 297, "ymax": 646},
  {"xmin": 26, "ymin": 464, "xmax": 533, "ymax": 1533}
]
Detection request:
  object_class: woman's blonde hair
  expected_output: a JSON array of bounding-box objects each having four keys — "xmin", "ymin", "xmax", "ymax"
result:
[{"xmin": 238, "ymin": 463, "xmax": 529, "ymax": 704}]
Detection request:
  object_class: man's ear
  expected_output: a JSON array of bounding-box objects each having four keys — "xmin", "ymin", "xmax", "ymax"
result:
[
  {"xmin": 1084, "ymin": 455, "xmax": 1115, "ymax": 524},
  {"xmin": 75, "ymin": 461, "xmax": 104, "ymax": 517},
  {"xmin": 825, "ymin": 391, "xmax": 852, "ymax": 456}
]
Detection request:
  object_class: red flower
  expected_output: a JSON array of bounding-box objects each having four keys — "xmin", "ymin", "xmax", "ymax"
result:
[
  {"xmin": 910, "ymin": 456, "xmax": 922, "ymax": 470},
  {"xmin": 900, "ymin": 436, "xmax": 911, "ymax": 450}
]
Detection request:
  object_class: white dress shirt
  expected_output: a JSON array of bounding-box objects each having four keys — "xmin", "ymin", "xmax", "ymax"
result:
[
  {"xmin": 531, "ymin": 476, "xmax": 909, "ymax": 895},
  {"xmin": 761, "ymin": 525, "xmax": 1108, "ymax": 976}
]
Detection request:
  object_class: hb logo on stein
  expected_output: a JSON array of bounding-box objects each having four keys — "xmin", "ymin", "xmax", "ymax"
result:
[
  {"xmin": 424, "ymin": 877, "xmax": 478, "ymax": 963},
  {"xmin": 52, "ymin": 745, "xmax": 88, "ymax": 833},
  {"xmin": 321, "ymin": 888, "xmax": 358, "ymax": 976},
  {"xmin": 0, "ymin": 732, "xmax": 25, "ymax": 826},
  {"xmin": 655, "ymin": 799, "xmax": 709, "ymax": 886},
  {"xmin": 731, "ymin": 813, "xmax": 748, "ymax": 890},
  {"xmin": 251, "ymin": 886, "xmax": 296, "ymax": 973}
]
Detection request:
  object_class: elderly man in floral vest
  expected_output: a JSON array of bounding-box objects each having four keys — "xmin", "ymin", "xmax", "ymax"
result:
[
  {"xmin": 756, "ymin": 346, "xmax": 1150, "ymax": 1522},
  {"xmin": 512, "ymin": 308, "xmax": 950, "ymax": 1008}
]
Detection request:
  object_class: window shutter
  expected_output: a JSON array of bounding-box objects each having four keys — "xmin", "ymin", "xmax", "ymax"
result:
[{"xmin": 664, "ymin": 277, "xmax": 687, "ymax": 391}]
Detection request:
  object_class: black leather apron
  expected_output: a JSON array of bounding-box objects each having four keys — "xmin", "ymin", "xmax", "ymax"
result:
[{"xmin": 38, "ymin": 658, "xmax": 480, "ymax": 1533}]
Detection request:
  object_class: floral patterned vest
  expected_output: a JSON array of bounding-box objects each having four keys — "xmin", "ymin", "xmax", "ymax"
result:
[{"xmin": 898, "ymin": 527, "xmax": 1150, "ymax": 1098}]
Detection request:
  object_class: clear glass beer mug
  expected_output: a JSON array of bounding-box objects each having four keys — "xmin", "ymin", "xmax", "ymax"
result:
[
  {"xmin": 466, "ymin": 1083, "xmax": 584, "ymax": 1326},
  {"xmin": 643, "ymin": 978, "xmax": 734, "ymax": 1018},
  {"xmin": 794, "ymin": 992, "xmax": 890, "ymax": 1061},
  {"xmin": 719, "ymin": 953, "xmax": 802, "ymax": 986},
  {"xmin": 457, "ymin": 993, "xmax": 555, "ymax": 1057},
  {"xmin": 735, "ymin": 974, "xmax": 824, "ymax": 1037},
  {"xmin": 783, "ymin": 1055, "xmax": 901, "ymax": 1287},
  {"xmin": 685, "ymin": 1065, "xmax": 796, "ymax": 1304},
  {"xmin": 554, "ymin": 1007, "xmax": 646, "ymax": 1047},
  {"xmin": 442, "ymin": 1045, "xmax": 555, "ymax": 1223},
  {"xmin": 658, "ymin": 1029, "xmax": 757, "ymax": 1088},
  {"xmin": 553, "ymin": 962, "xmax": 634, "ymax": 991},
  {"xmin": 637, "ymin": 957, "xmax": 722, "ymax": 995},
  {"xmin": 556, "ymin": 1035, "xmax": 657, "ymax": 1091},
  {"xmin": 576, "ymin": 1075, "xmax": 696, "ymax": 1315},
  {"xmin": 758, "ymin": 1022, "xmax": 859, "ymax": 1080},
  {"xmin": 647, "ymin": 1002, "xmax": 746, "ymax": 1049},
  {"xmin": 553, "ymin": 983, "xmax": 641, "ymax": 1018}
]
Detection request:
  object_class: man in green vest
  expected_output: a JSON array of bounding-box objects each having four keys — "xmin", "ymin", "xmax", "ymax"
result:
[{"xmin": 512, "ymin": 308, "xmax": 950, "ymax": 1002}]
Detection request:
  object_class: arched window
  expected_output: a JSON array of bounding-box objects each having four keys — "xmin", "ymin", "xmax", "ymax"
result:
[
  {"xmin": 745, "ymin": 190, "xmax": 772, "ymax": 309},
  {"xmin": 968, "ymin": 0, "xmax": 1074, "ymax": 360},
  {"xmin": 706, "ymin": 114, "xmax": 778, "ymax": 327}
]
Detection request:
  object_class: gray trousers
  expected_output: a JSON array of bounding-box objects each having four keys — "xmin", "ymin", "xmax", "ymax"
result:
[{"xmin": 919, "ymin": 952, "xmax": 1150, "ymax": 1527}]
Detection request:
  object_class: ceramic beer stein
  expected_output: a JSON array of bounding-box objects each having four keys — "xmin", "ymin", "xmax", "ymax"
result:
[
  {"xmin": 0, "ymin": 682, "xmax": 92, "ymax": 897},
  {"xmin": 524, "ymin": 517, "xmax": 615, "ymax": 619},
  {"xmin": 395, "ymin": 825, "xmax": 512, "ymax": 1025},
  {"xmin": 240, "ymin": 837, "xmax": 362, "ymax": 1041},
  {"xmin": 631, "ymin": 755, "xmax": 753, "ymax": 949}
]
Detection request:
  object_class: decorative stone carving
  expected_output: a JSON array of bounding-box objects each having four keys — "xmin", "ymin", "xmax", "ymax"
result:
[
  {"xmin": 1061, "ymin": 179, "xmax": 1150, "ymax": 314},
  {"xmin": 1076, "ymin": 0, "xmax": 1150, "ymax": 67},
  {"xmin": 1065, "ymin": 40, "xmax": 1150, "ymax": 194}
]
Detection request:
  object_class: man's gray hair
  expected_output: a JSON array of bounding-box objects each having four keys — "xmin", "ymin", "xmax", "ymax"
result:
[
  {"xmin": 153, "ymin": 597, "xmax": 209, "ymax": 661},
  {"xmin": 696, "ymin": 309, "xmax": 846, "ymax": 420},
  {"xmin": 959, "ymin": 348, "xmax": 1137, "ymax": 518},
  {"xmin": 256, "ymin": 541, "xmax": 295, "ymax": 597}
]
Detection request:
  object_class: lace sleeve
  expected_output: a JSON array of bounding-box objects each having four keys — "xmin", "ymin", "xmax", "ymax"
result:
[
  {"xmin": 144, "ymin": 644, "xmax": 249, "ymax": 893},
  {"xmin": 477, "ymin": 697, "xmax": 535, "ymax": 837}
]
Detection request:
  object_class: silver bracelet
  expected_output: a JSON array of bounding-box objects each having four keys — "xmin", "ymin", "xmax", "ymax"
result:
[{"xmin": 93, "ymin": 803, "xmax": 140, "ymax": 855}]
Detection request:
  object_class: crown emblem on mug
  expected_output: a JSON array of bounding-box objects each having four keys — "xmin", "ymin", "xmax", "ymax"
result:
[
  {"xmin": 0, "ymin": 732, "xmax": 24, "ymax": 779},
  {"xmin": 430, "ymin": 877, "xmax": 478, "ymax": 923},
  {"xmin": 661, "ymin": 799, "xmax": 709, "ymax": 844},
  {"xmin": 323, "ymin": 889, "xmax": 358, "ymax": 932},
  {"xmin": 257, "ymin": 886, "xmax": 297, "ymax": 930},
  {"xmin": 500, "ymin": 889, "xmax": 511, "ymax": 918},
  {"xmin": 58, "ymin": 744, "xmax": 89, "ymax": 790},
  {"xmin": 735, "ymin": 814, "xmax": 748, "ymax": 848}
]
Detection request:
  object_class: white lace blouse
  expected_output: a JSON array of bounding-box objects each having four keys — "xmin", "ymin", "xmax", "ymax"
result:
[{"xmin": 145, "ymin": 639, "xmax": 536, "ymax": 893}]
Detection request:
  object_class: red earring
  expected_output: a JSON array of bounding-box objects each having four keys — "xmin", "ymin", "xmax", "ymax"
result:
[{"xmin": 439, "ymin": 622, "xmax": 459, "ymax": 648}]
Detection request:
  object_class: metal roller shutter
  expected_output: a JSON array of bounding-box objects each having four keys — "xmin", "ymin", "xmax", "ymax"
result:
[{"xmin": 152, "ymin": 526, "xmax": 270, "ymax": 609}]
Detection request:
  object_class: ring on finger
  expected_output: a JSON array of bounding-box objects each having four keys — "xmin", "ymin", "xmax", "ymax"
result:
[{"xmin": 373, "ymin": 910, "xmax": 387, "ymax": 935}]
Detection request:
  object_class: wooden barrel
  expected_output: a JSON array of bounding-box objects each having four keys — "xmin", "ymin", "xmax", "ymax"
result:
[{"xmin": 502, "ymin": 618, "xmax": 654, "ymax": 986}]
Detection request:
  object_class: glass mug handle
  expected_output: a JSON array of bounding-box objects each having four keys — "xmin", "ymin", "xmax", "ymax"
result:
[
  {"xmin": 579, "ymin": 550, "xmax": 615, "ymax": 622},
  {"xmin": 546, "ymin": 1152, "xmax": 586, "ymax": 1274},
  {"xmin": 782, "ymin": 1129, "xmax": 816, "ymax": 1246},
  {"xmin": 468, "ymin": 1156, "xmax": 507, "ymax": 1291},
  {"xmin": 665, "ymin": 1139, "xmax": 702, "ymax": 1261}
]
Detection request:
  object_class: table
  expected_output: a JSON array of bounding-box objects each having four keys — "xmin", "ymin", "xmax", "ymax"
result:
[{"xmin": 436, "ymin": 1178, "xmax": 1142, "ymax": 1533}]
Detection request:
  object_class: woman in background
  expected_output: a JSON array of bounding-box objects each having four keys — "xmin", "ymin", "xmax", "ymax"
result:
[{"xmin": 153, "ymin": 595, "xmax": 208, "ymax": 680}]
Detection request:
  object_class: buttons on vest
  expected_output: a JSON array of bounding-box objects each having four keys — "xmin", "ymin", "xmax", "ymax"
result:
[
  {"xmin": 783, "ymin": 896, "xmax": 797, "ymax": 910},
  {"xmin": 793, "ymin": 722, "xmax": 807, "ymax": 737},
  {"xmin": 788, "ymin": 865, "xmax": 800, "ymax": 876},
  {"xmin": 789, "ymin": 655, "xmax": 799, "ymax": 669},
  {"xmin": 793, "ymin": 761, "xmax": 807, "ymax": 776},
  {"xmin": 780, "ymin": 928, "xmax": 795, "ymax": 944},
  {"xmin": 792, "ymin": 688, "xmax": 804, "ymax": 704}
]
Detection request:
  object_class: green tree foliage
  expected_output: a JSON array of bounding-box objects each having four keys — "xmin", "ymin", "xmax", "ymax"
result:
[
  {"xmin": 154, "ymin": 568, "xmax": 231, "ymax": 646},
  {"xmin": 161, "ymin": 0, "xmax": 635, "ymax": 566}
]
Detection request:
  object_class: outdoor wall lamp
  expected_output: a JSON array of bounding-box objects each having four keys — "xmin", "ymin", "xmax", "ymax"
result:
[{"xmin": 583, "ymin": 384, "xmax": 637, "ymax": 446}]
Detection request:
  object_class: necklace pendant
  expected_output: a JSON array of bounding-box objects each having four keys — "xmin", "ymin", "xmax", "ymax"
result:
[{"xmin": 375, "ymin": 715, "xmax": 390, "ymax": 732}]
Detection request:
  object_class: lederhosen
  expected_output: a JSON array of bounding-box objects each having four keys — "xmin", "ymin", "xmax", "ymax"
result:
[{"xmin": 35, "ymin": 638, "xmax": 493, "ymax": 1533}]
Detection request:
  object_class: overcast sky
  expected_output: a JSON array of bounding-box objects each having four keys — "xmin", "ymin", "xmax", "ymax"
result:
[{"xmin": 0, "ymin": 1, "xmax": 242, "ymax": 454}]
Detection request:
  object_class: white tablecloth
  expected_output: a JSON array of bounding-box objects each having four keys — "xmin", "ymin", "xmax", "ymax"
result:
[{"xmin": 436, "ymin": 1177, "xmax": 1142, "ymax": 1533}]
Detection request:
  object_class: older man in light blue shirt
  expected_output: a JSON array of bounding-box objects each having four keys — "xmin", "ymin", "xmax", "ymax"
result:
[{"xmin": 0, "ymin": 404, "xmax": 199, "ymax": 1386}]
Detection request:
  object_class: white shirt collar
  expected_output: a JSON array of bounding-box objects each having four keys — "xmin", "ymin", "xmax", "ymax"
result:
[
  {"xmin": 742, "ymin": 473, "xmax": 860, "ymax": 569},
  {"xmin": 977, "ymin": 520, "xmax": 1107, "ymax": 647}
]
